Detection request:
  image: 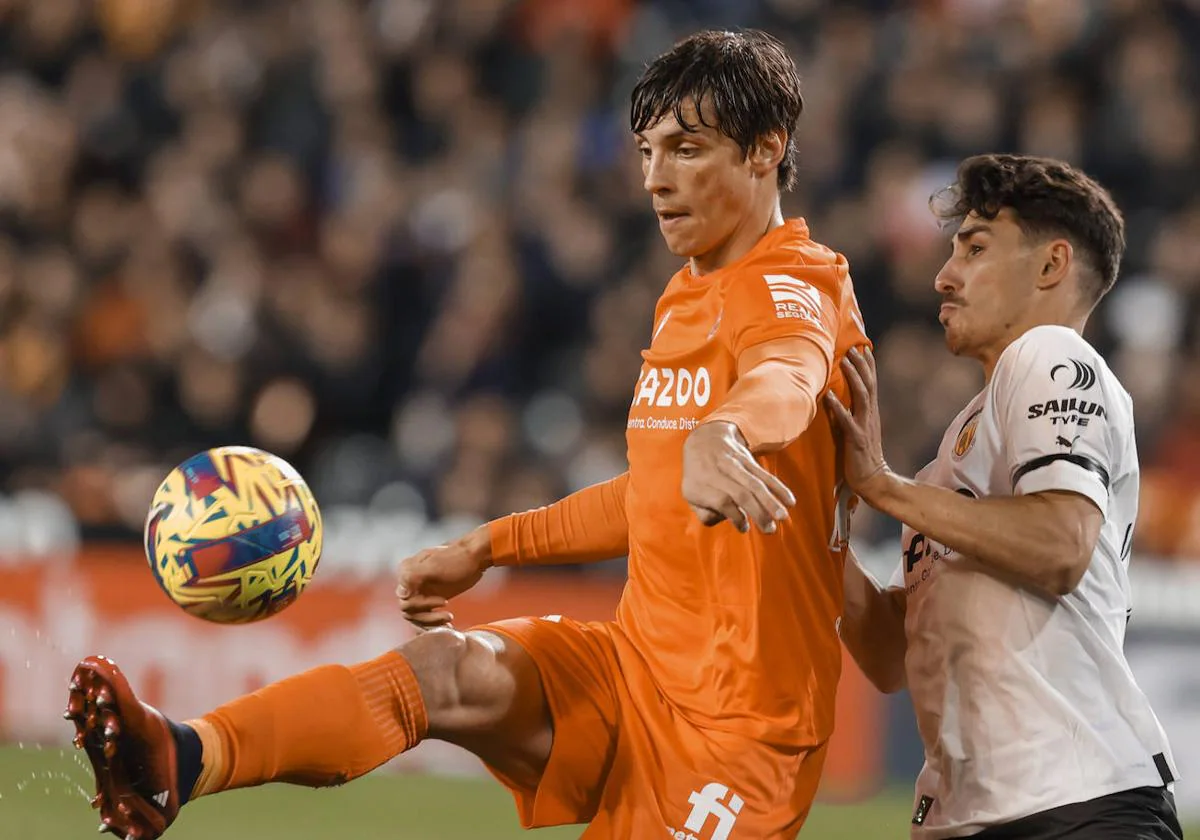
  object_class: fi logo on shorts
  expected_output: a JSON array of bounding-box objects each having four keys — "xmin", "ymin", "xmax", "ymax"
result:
[{"xmin": 669, "ymin": 782, "xmax": 744, "ymax": 840}]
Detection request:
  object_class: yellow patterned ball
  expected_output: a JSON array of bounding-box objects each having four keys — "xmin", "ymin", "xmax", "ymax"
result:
[{"xmin": 144, "ymin": 446, "xmax": 323, "ymax": 623}]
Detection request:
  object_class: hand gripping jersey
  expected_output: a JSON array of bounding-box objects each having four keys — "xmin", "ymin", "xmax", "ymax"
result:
[
  {"xmin": 620, "ymin": 218, "xmax": 869, "ymax": 748},
  {"xmin": 894, "ymin": 325, "xmax": 1178, "ymax": 838}
]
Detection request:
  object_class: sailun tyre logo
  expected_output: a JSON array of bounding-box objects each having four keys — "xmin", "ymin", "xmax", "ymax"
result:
[{"xmin": 1050, "ymin": 359, "xmax": 1096, "ymax": 390}]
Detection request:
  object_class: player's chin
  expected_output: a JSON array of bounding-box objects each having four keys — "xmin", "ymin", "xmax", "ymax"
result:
[
  {"xmin": 657, "ymin": 222, "xmax": 702, "ymax": 256},
  {"xmin": 942, "ymin": 326, "xmax": 969, "ymax": 356},
  {"xmin": 659, "ymin": 231, "xmax": 693, "ymax": 256}
]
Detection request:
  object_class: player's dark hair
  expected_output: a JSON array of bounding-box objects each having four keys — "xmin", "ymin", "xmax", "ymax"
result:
[
  {"xmin": 933, "ymin": 154, "xmax": 1126, "ymax": 306},
  {"xmin": 630, "ymin": 29, "xmax": 804, "ymax": 191}
]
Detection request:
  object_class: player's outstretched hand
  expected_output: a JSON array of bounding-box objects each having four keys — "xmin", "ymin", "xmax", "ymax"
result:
[
  {"xmin": 396, "ymin": 525, "xmax": 492, "ymax": 630},
  {"xmin": 681, "ymin": 420, "xmax": 796, "ymax": 534},
  {"xmin": 824, "ymin": 347, "xmax": 891, "ymax": 502}
]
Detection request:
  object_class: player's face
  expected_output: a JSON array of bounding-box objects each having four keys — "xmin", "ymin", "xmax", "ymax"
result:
[
  {"xmin": 934, "ymin": 210, "xmax": 1044, "ymax": 360},
  {"xmin": 635, "ymin": 99, "xmax": 764, "ymax": 270}
]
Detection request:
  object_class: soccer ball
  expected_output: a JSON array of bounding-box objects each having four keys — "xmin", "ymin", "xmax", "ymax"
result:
[{"xmin": 144, "ymin": 446, "xmax": 323, "ymax": 624}]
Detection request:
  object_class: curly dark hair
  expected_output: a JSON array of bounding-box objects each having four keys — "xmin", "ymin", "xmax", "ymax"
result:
[
  {"xmin": 630, "ymin": 30, "xmax": 804, "ymax": 191},
  {"xmin": 932, "ymin": 154, "xmax": 1126, "ymax": 306}
]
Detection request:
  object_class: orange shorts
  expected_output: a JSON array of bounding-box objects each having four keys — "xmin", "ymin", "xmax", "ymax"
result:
[{"xmin": 479, "ymin": 616, "xmax": 828, "ymax": 839}]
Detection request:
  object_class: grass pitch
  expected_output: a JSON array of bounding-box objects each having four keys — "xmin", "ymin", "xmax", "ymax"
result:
[
  {"xmin": 0, "ymin": 742, "xmax": 909, "ymax": 838},
  {"xmin": 3, "ymin": 744, "xmax": 1192, "ymax": 838}
]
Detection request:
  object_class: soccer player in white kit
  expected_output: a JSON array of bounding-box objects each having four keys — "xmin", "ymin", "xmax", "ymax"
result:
[{"xmin": 828, "ymin": 154, "xmax": 1183, "ymax": 839}]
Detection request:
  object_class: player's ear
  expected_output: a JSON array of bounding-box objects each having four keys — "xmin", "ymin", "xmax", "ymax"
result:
[
  {"xmin": 1035, "ymin": 238, "xmax": 1072, "ymax": 291},
  {"xmin": 749, "ymin": 129, "xmax": 787, "ymax": 179}
]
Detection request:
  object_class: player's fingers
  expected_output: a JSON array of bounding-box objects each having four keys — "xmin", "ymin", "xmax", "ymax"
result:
[
  {"xmin": 405, "ymin": 610, "xmax": 455, "ymax": 629},
  {"xmin": 397, "ymin": 594, "xmax": 448, "ymax": 613},
  {"xmin": 712, "ymin": 496, "xmax": 749, "ymax": 532},
  {"xmin": 395, "ymin": 577, "xmax": 416, "ymax": 600},
  {"xmin": 824, "ymin": 390, "xmax": 856, "ymax": 434},
  {"xmin": 738, "ymin": 456, "xmax": 796, "ymax": 509},
  {"xmin": 690, "ymin": 503, "xmax": 725, "ymax": 526},
  {"xmin": 396, "ymin": 550, "xmax": 444, "ymax": 598},
  {"xmin": 862, "ymin": 345, "xmax": 878, "ymax": 390},
  {"xmin": 685, "ymin": 483, "xmax": 742, "ymax": 529},
  {"xmin": 394, "ymin": 558, "xmax": 425, "ymax": 599},
  {"xmin": 823, "ymin": 391, "xmax": 845, "ymax": 427},
  {"xmin": 709, "ymin": 441, "xmax": 792, "ymax": 507},
  {"xmin": 849, "ymin": 346, "xmax": 878, "ymax": 396},
  {"xmin": 727, "ymin": 459, "xmax": 792, "ymax": 522},
  {"xmin": 841, "ymin": 353, "xmax": 867, "ymax": 398},
  {"xmin": 719, "ymin": 473, "xmax": 782, "ymax": 534},
  {"xmin": 841, "ymin": 356, "xmax": 871, "ymax": 414}
]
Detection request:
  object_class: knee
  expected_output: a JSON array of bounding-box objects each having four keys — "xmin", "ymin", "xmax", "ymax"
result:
[{"xmin": 398, "ymin": 629, "xmax": 521, "ymax": 735}]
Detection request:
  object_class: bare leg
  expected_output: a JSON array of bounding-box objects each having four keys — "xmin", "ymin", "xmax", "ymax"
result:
[{"xmin": 400, "ymin": 627, "xmax": 553, "ymax": 790}]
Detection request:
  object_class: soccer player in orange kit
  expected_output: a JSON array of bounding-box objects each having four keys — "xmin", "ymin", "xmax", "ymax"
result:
[{"xmin": 66, "ymin": 30, "xmax": 870, "ymax": 839}]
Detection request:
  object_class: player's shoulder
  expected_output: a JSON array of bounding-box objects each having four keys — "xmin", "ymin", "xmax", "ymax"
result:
[
  {"xmin": 1006, "ymin": 324, "xmax": 1098, "ymax": 357},
  {"xmin": 760, "ymin": 218, "xmax": 849, "ymax": 283},
  {"xmin": 994, "ymin": 325, "xmax": 1127, "ymax": 399},
  {"xmin": 997, "ymin": 325, "xmax": 1101, "ymax": 372},
  {"xmin": 725, "ymin": 218, "xmax": 849, "ymax": 297}
]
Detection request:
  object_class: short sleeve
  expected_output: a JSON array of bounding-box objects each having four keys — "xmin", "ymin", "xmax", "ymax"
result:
[
  {"xmin": 994, "ymin": 327, "xmax": 1116, "ymax": 515},
  {"xmin": 722, "ymin": 258, "xmax": 845, "ymax": 363}
]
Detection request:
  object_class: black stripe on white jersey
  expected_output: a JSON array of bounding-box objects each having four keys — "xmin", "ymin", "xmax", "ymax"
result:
[{"xmin": 1011, "ymin": 452, "xmax": 1111, "ymax": 490}]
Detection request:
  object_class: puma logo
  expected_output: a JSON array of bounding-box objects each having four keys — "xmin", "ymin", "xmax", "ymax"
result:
[{"xmin": 1055, "ymin": 434, "xmax": 1081, "ymax": 450}]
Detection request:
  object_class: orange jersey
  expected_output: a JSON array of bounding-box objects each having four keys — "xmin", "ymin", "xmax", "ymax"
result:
[{"xmin": 619, "ymin": 218, "xmax": 868, "ymax": 747}]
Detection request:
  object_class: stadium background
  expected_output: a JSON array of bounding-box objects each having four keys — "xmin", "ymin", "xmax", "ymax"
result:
[{"xmin": 2, "ymin": 0, "xmax": 1199, "ymax": 836}]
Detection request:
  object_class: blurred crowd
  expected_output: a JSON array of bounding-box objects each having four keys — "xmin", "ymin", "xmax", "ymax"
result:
[{"xmin": 0, "ymin": 0, "xmax": 1198, "ymax": 559}]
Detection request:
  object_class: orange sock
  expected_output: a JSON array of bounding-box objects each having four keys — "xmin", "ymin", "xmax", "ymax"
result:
[{"xmin": 186, "ymin": 650, "xmax": 427, "ymax": 798}]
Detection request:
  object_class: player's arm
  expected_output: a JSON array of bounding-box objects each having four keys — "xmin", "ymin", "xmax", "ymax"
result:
[
  {"xmin": 488, "ymin": 472, "xmax": 629, "ymax": 566},
  {"xmin": 828, "ymin": 346, "xmax": 1104, "ymax": 598},
  {"xmin": 840, "ymin": 545, "xmax": 907, "ymax": 693},
  {"xmin": 683, "ymin": 263, "xmax": 851, "ymax": 532},
  {"xmin": 396, "ymin": 473, "xmax": 628, "ymax": 628},
  {"xmin": 705, "ymin": 335, "xmax": 828, "ymax": 453},
  {"xmin": 857, "ymin": 480, "xmax": 1100, "ymax": 597},
  {"xmin": 682, "ymin": 337, "xmax": 825, "ymax": 532}
]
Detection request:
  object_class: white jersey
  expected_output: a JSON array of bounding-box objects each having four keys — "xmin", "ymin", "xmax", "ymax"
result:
[{"xmin": 893, "ymin": 325, "xmax": 1178, "ymax": 838}]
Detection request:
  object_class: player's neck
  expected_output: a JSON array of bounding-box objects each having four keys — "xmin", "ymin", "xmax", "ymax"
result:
[{"xmin": 689, "ymin": 203, "xmax": 785, "ymax": 277}]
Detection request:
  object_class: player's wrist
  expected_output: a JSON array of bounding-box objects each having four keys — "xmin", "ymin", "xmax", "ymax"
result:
[
  {"xmin": 698, "ymin": 418, "xmax": 749, "ymax": 449},
  {"xmin": 461, "ymin": 524, "xmax": 494, "ymax": 572},
  {"xmin": 858, "ymin": 464, "xmax": 899, "ymax": 509}
]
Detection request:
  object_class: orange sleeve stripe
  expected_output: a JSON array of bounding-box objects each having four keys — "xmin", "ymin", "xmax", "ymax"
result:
[
  {"xmin": 704, "ymin": 336, "xmax": 830, "ymax": 453},
  {"xmin": 489, "ymin": 472, "xmax": 630, "ymax": 567}
]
